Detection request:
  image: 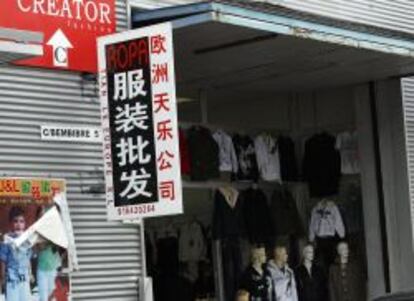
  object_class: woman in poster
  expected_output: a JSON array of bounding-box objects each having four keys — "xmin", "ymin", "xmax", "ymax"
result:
[
  {"xmin": 36, "ymin": 242, "xmax": 61, "ymax": 301},
  {"xmin": 35, "ymin": 206, "xmax": 62, "ymax": 301}
]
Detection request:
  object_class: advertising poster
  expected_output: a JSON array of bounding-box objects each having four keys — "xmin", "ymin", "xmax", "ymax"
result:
[
  {"xmin": 0, "ymin": 178, "xmax": 74, "ymax": 301},
  {"xmin": 98, "ymin": 23, "xmax": 183, "ymax": 220}
]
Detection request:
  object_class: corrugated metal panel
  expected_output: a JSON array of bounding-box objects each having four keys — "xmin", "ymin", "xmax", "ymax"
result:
[
  {"xmin": 128, "ymin": 0, "xmax": 414, "ymax": 34},
  {"xmin": 0, "ymin": 64, "xmax": 142, "ymax": 300},
  {"xmin": 117, "ymin": 0, "xmax": 129, "ymax": 31},
  {"xmin": 402, "ymin": 77, "xmax": 414, "ymax": 248},
  {"xmin": 0, "ymin": 1, "xmax": 142, "ymax": 300}
]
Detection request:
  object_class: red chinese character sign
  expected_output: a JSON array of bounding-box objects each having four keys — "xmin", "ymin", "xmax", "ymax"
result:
[
  {"xmin": 0, "ymin": 0, "xmax": 116, "ymax": 72},
  {"xmin": 98, "ymin": 23, "xmax": 182, "ymax": 220}
]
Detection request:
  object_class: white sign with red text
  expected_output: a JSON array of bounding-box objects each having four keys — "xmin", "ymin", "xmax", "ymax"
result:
[{"xmin": 97, "ymin": 23, "xmax": 182, "ymax": 221}]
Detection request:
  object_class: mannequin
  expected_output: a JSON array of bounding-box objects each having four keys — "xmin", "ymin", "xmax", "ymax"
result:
[
  {"xmin": 294, "ymin": 244, "xmax": 328, "ymax": 301},
  {"xmin": 240, "ymin": 247, "xmax": 272, "ymax": 301},
  {"xmin": 329, "ymin": 241, "xmax": 366, "ymax": 301},
  {"xmin": 267, "ymin": 245, "xmax": 298, "ymax": 301},
  {"xmin": 236, "ymin": 290, "xmax": 250, "ymax": 301}
]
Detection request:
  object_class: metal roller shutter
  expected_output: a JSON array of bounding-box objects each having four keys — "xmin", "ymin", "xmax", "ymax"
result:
[
  {"xmin": 402, "ymin": 78, "xmax": 414, "ymax": 247},
  {"xmin": 0, "ymin": 1, "xmax": 142, "ymax": 300}
]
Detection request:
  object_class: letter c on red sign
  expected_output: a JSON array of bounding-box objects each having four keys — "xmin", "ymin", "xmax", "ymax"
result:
[
  {"xmin": 17, "ymin": 0, "xmax": 31, "ymax": 12},
  {"xmin": 55, "ymin": 47, "xmax": 68, "ymax": 64}
]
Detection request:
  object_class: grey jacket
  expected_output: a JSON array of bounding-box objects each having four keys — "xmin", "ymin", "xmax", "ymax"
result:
[{"xmin": 267, "ymin": 261, "xmax": 298, "ymax": 301}]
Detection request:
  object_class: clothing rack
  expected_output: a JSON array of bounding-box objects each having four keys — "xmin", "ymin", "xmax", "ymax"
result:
[
  {"xmin": 292, "ymin": 124, "xmax": 357, "ymax": 139},
  {"xmin": 179, "ymin": 121, "xmax": 290, "ymax": 136},
  {"xmin": 182, "ymin": 179, "xmax": 284, "ymax": 191}
]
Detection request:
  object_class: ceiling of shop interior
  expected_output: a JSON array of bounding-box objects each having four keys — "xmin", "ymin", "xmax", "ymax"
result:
[{"xmin": 174, "ymin": 21, "xmax": 414, "ymax": 98}]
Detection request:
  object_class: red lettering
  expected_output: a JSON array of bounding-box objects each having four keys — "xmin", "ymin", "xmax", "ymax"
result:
[{"xmin": 106, "ymin": 39, "xmax": 149, "ymax": 72}]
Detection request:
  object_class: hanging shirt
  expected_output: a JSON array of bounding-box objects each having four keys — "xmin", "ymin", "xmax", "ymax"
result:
[
  {"xmin": 336, "ymin": 131, "xmax": 360, "ymax": 175},
  {"xmin": 233, "ymin": 134, "xmax": 260, "ymax": 181},
  {"xmin": 187, "ymin": 126, "xmax": 220, "ymax": 181},
  {"xmin": 178, "ymin": 221, "xmax": 206, "ymax": 262},
  {"xmin": 254, "ymin": 134, "xmax": 281, "ymax": 182},
  {"xmin": 309, "ymin": 201, "xmax": 345, "ymax": 242},
  {"xmin": 213, "ymin": 130, "xmax": 239, "ymax": 173},
  {"xmin": 267, "ymin": 261, "xmax": 298, "ymax": 301},
  {"xmin": 270, "ymin": 186, "xmax": 304, "ymax": 238},
  {"xmin": 278, "ymin": 136, "xmax": 299, "ymax": 182},
  {"xmin": 212, "ymin": 187, "xmax": 246, "ymax": 240},
  {"xmin": 179, "ymin": 128, "xmax": 191, "ymax": 175},
  {"xmin": 241, "ymin": 188, "xmax": 274, "ymax": 244},
  {"xmin": 303, "ymin": 133, "xmax": 341, "ymax": 197}
]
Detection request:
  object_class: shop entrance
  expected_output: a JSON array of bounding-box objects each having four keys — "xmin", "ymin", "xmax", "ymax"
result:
[{"xmin": 132, "ymin": 1, "xmax": 414, "ymax": 301}]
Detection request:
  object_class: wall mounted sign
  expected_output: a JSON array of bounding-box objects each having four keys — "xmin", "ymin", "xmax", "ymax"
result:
[
  {"xmin": 41, "ymin": 125, "xmax": 103, "ymax": 142},
  {"xmin": 0, "ymin": 0, "xmax": 116, "ymax": 72},
  {"xmin": 98, "ymin": 23, "xmax": 182, "ymax": 220}
]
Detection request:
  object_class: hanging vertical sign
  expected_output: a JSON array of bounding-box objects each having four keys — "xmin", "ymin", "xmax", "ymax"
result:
[{"xmin": 98, "ymin": 23, "xmax": 182, "ymax": 221}]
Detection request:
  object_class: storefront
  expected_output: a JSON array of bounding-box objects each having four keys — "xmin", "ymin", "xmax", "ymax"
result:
[
  {"xmin": 2, "ymin": 1, "xmax": 414, "ymax": 301},
  {"xmin": 128, "ymin": 1, "xmax": 414, "ymax": 301}
]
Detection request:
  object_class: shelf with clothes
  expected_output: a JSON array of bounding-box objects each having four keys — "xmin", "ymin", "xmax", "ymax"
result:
[
  {"xmin": 178, "ymin": 123, "xmax": 300, "ymax": 185},
  {"xmin": 182, "ymin": 179, "xmax": 281, "ymax": 191},
  {"xmin": 178, "ymin": 121, "xmax": 290, "ymax": 137}
]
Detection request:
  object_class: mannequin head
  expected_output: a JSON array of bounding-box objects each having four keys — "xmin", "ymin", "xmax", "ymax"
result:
[
  {"xmin": 337, "ymin": 241, "xmax": 350, "ymax": 264},
  {"xmin": 251, "ymin": 247, "xmax": 267, "ymax": 266},
  {"xmin": 273, "ymin": 245, "xmax": 289, "ymax": 267},
  {"xmin": 302, "ymin": 244, "xmax": 315, "ymax": 263},
  {"xmin": 235, "ymin": 290, "xmax": 249, "ymax": 301}
]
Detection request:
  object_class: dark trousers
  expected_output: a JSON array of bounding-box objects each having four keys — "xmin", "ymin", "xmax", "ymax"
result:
[
  {"xmin": 316, "ymin": 236, "xmax": 339, "ymax": 272},
  {"xmin": 222, "ymin": 238, "xmax": 242, "ymax": 301}
]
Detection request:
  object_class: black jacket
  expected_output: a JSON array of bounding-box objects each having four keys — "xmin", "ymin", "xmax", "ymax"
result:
[
  {"xmin": 302, "ymin": 133, "xmax": 341, "ymax": 197},
  {"xmin": 240, "ymin": 265, "xmax": 273, "ymax": 301},
  {"xmin": 295, "ymin": 264, "xmax": 329, "ymax": 301},
  {"xmin": 212, "ymin": 189, "xmax": 246, "ymax": 239},
  {"xmin": 187, "ymin": 126, "xmax": 220, "ymax": 181},
  {"xmin": 241, "ymin": 188, "xmax": 274, "ymax": 244},
  {"xmin": 270, "ymin": 187, "xmax": 304, "ymax": 237},
  {"xmin": 278, "ymin": 136, "xmax": 298, "ymax": 182}
]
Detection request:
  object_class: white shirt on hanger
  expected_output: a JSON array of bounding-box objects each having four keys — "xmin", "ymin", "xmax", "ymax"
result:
[
  {"xmin": 254, "ymin": 134, "xmax": 281, "ymax": 181},
  {"xmin": 336, "ymin": 131, "xmax": 360, "ymax": 175},
  {"xmin": 213, "ymin": 130, "xmax": 239, "ymax": 173},
  {"xmin": 309, "ymin": 200, "xmax": 345, "ymax": 242}
]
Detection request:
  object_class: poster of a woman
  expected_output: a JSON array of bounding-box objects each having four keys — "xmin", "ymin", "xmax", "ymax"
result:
[{"xmin": 0, "ymin": 178, "xmax": 75, "ymax": 301}]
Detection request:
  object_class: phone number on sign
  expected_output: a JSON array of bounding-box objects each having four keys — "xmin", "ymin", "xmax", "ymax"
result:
[{"xmin": 118, "ymin": 204, "xmax": 156, "ymax": 216}]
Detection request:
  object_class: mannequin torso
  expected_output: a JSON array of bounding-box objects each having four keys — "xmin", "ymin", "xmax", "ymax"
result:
[
  {"xmin": 295, "ymin": 262, "xmax": 328, "ymax": 301},
  {"xmin": 329, "ymin": 242, "xmax": 366, "ymax": 301},
  {"xmin": 295, "ymin": 244, "xmax": 328, "ymax": 301},
  {"xmin": 240, "ymin": 248, "xmax": 272, "ymax": 301}
]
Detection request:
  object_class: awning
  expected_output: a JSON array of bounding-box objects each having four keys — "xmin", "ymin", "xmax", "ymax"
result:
[
  {"xmin": 132, "ymin": 1, "xmax": 414, "ymax": 97},
  {"xmin": 0, "ymin": 27, "xmax": 43, "ymax": 64}
]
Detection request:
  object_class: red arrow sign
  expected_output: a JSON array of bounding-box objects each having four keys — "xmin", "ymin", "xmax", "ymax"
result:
[{"xmin": 0, "ymin": 0, "xmax": 116, "ymax": 73}]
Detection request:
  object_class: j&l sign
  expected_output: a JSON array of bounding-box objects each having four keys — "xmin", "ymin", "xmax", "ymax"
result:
[{"xmin": 0, "ymin": 0, "xmax": 116, "ymax": 72}]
